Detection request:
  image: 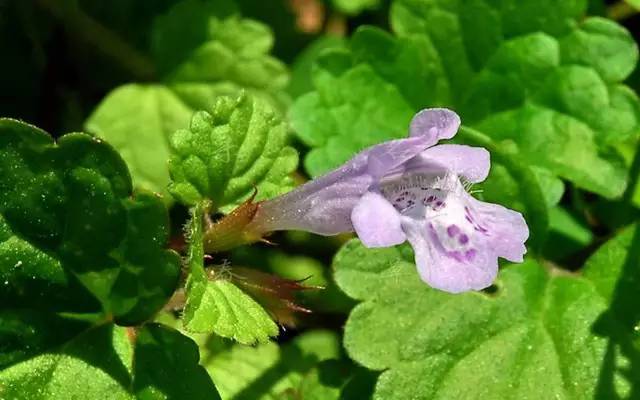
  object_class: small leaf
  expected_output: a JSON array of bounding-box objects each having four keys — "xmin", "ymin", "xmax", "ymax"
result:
[
  {"xmin": 169, "ymin": 93, "xmax": 298, "ymax": 209},
  {"xmin": 333, "ymin": 229, "xmax": 640, "ymax": 399},
  {"xmin": 181, "ymin": 203, "xmax": 278, "ymax": 344},
  {"xmin": 183, "ymin": 278, "xmax": 279, "ymax": 345}
]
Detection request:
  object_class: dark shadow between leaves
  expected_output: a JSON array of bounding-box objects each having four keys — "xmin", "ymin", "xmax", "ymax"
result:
[
  {"xmin": 61, "ymin": 324, "xmax": 132, "ymax": 389},
  {"xmin": 232, "ymin": 344, "xmax": 317, "ymax": 400},
  {"xmin": 592, "ymin": 225, "xmax": 640, "ymax": 400},
  {"xmin": 481, "ymin": 283, "xmax": 500, "ymax": 297}
]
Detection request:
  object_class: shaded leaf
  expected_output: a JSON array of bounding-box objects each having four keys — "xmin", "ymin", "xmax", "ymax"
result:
[
  {"xmin": 0, "ymin": 323, "xmax": 221, "ymax": 400},
  {"xmin": 0, "ymin": 119, "xmax": 180, "ymax": 324},
  {"xmin": 203, "ymin": 330, "xmax": 341, "ymax": 400}
]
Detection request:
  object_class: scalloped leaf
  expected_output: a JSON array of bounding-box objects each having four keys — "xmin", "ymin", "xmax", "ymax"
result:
[
  {"xmin": 333, "ymin": 225, "xmax": 640, "ymax": 399},
  {"xmin": 86, "ymin": 0, "xmax": 289, "ymax": 200},
  {"xmin": 168, "ymin": 93, "xmax": 297, "ymax": 209},
  {"xmin": 291, "ymin": 2, "xmax": 640, "ymax": 198},
  {"xmin": 0, "ymin": 119, "xmax": 180, "ymax": 325},
  {"xmin": 0, "ymin": 323, "xmax": 221, "ymax": 400}
]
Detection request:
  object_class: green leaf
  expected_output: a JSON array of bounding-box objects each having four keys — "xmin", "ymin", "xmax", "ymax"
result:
[
  {"xmin": 334, "ymin": 231, "xmax": 640, "ymax": 399},
  {"xmin": 0, "ymin": 119, "xmax": 180, "ymax": 324},
  {"xmin": 627, "ymin": 0, "xmax": 640, "ymax": 10},
  {"xmin": 267, "ymin": 251, "xmax": 355, "ymax": 314},
  {"xmin": 479, "ymin": 165, "xmax": 564, "ymax": 211},
  {"xmin": 293, "ymin": 360, "xmax": 354, "ymax": 400},
  {"xmin": 456, "ymin": 126, "xmax": 550, "ymax": 251},
  {"xmin": 181, "ymin": 203, "xmax": 278, "ymax": 344},
  {"xmin": 86, "ymin": 0, "xmax": 289, "ymax": 199},
  {"xmin": 203, "ymin": 330, "xmax": 341, "ymax": 400},
  {"xmin": 330, "ymin": 0, "xmax": 381, "ymax": 15},
  {"xmin": 0, "ymin": 324, "xmax": 134, "ymax": 399},
  {"xmin": 392, "ymin": 1, "xmax": 638, "ymax": 197},
  {"xmin": 289, "ymin": 26, "xmax": 446, "ymax": 176},
  {"xmin": 543, "ymin": 207, "xmax": 594, "ymax": 261},
  {"xmin": 184, "ymin": 278, "xmax": 279, "ymax": 345},
  {"xmin": 150, "ymin": 0, "xmax": 238, "ymax": 77},
  {"xmin": 168, "ymin": 93, "xmax": 298, "ymax": 209},
  {"xmin": 293, "ymin": 3, "xmax": 640, "ymax": 198},
  {"xmin": 84, "ymin": 85, "xmax": 194, "ymax": 197},
  {"xmin": 133, "ymin": 324, "xmax": 222, "ymax": 400},
  {"xmin": 288, "ymin": 36, "xmax": 347, "ymax": 98},
  {"xmin": 475, "ymin": 97, "xmax": 626, "ymax": 198},
  {"xmin": 0, "ymin": 309, "xmax": 90, "ymax": 369},
  {"xmin": 0, "ymin": 323, "xmax": 221, "ymax": 400},
  {"xmin": 288, "ymin": 26, "xmax": 558, "ymax": 245}
]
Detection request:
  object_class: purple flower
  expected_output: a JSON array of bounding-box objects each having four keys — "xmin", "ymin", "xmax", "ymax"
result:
[{"xmin": 247, "ymin": 108, "xmax": 529, "ymax": 293}]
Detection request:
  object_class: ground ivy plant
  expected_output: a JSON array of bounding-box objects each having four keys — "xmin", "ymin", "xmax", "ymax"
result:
[{"xmin": 3, "ymin": 0, "xmax": 640, "ymax": 399}]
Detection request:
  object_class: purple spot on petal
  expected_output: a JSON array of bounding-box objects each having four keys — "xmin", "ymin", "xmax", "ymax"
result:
[
  {"xmin": 447, "ymin": 225, "xmax": 460, "ymax": 237},
  {"xmin": 465, "ymin": 215, "xmax": 473, "ymax": 223},
  {"xmin": 449, "ymin": 251, "xmax": 464, "ymax": 262},
  {"xmin": 436, "ymin": 201, "xmax": 443, "ymax": 207},
  {"xmin": 459, "ymin": 234, "xmax": 469, "ymax": 244},
  {"xmin": 465, "ymin": 249, "xmax": 477, "ymax": 261}
]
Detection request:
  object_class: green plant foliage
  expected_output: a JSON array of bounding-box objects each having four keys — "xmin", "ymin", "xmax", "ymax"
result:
[
  {"xmin": 5, "ymin": 0, "xmax": 640, "ymax": 398},
  {"xmin": 0, "ymin": 119, "xmax": 180, "ymax": 325},
  {"xmin": 292, "ymin": 2, "xmax": 640, "ymax": 199},
  {"xmin": 266, "ymin": 251, "xmax": 355, "ymax": 314},
  {"xmin": 203, "ymin": 330, "xmax": 342, "ymax": 399},
  {"xmin": 288, "ymin": 36, "xmax": 348, "ymax": 98},
  {"xmin": 181, "ymin": 202, "xmax": 279, "ymax": 344},
  {"xmin": 0, "ymin": 323, "xmax": 221, "ymax": 400},
  {"xmin": 331, "ymin": 0, "xmax": 382, "ymax": 16},
  {"xmin": 333, "ymin": 227, "xmax": 640, "ymax": 399},
  {"xmin": 168, "ymin": 93, "xmax": 298, "ymax": 209},
  {"xmin": 543, "ymin": 207, "xmax": 594, "ymax": 260},
  {"xmin": 86, "ymin": 0, "xmax": 289, "ymax": 199}
]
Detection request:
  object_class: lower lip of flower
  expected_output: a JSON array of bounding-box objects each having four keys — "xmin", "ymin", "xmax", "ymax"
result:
[{"xmin": 379, "ymin": 172, "xmax": 489, "ymax": 262}]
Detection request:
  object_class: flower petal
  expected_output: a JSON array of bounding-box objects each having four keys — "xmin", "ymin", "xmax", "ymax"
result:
[
  {"xmin": 466, "ymin": 196, "xmax": 529, "ymax": 262},
  {"xmin": 409, "ymin": 144, "xmax": 490, "ymax": 183},
  {"xmin": 409, "ymin": 108, "xmax": 461, "ymax": 141},
  {"xmin": 366, "ymin": 136, "xmax": 436, "ymax": 179},
  {"xmin": 401, "ymin": 217, "xmax": 498, "ymax": 293},
  {"xmin": 250, "ymin": 153, "xmax": 372, "ymax": 235},
  {"xmin": 367, "ymin": 108, "xmax": 463, "ymax": 179},
  {"xmin": 352, "ymin": 191, "xmax": 406, "ymax": 247}
]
